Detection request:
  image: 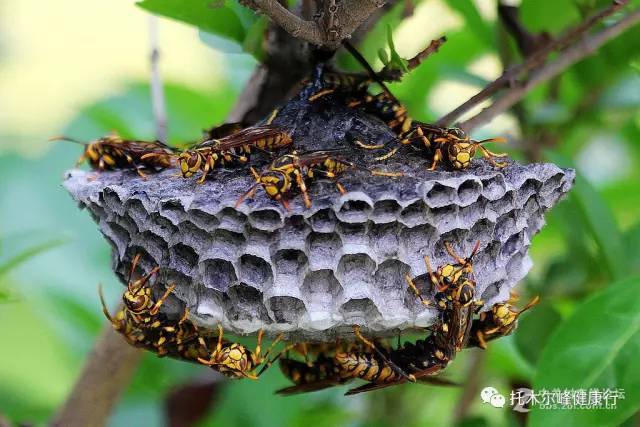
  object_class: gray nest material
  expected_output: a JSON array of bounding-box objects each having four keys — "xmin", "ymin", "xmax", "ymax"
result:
[{"xmin": 63, "ymin": 90, "xmax": 574, "ymax": 341}]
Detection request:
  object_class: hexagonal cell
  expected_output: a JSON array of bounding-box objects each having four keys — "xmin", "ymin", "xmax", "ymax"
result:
[
  {"xmin": 398, "ymin": 200, "xmax": 428, "ymax": 227},
  {"xmin": 238, "ymin": 254, "xmax": 273, "ymax": 290},
  {"xmin": 159, "ymin": 199, "xmax": 185, "ymax": 226},
  {"xmin": 217, "ymin": 207, "xmax": 247, "ymax": 234},
  {"xmin": 424, "ymin": 182, "xmax": 457, "ymax": 207},
  {"xmin": 101, "ymin": 188, "xmax": 124, "ymax": 216},
  {"xmin": 248, "ymin": 208, "xmax": 284, "ymax": 231},
  {"xmin": 336, "ymin": 253, "xmax": 376, "ymax": 291},
  {"xmin": 335, "ymin": 196, "xmax": 373, "ymax": 223},
  {"xmin": 203, "ymin": 229, "xmax": 246, "ymax": 261},
  {"xmin": 306, "ymin": 232, "xmax": 342, "ymax": 271},
  {"xmin": 273, "ymin": 249, "xmax": 308, "ymax": 278},
  {"xmin": 371, "ymin": 199, "xmax": 402, "ymax": 223},
  {"xmin": 168, "ymin": 243, "xmax": 199, "ymax": 272},
  {"xmin": 306, "ymin": 208, "xmax": 337, "ymax": 233},
  {"xmin": 131, "ymin": 230, "xmax": 168, "ymax": 264},
  {"xmin": 300, "ymin": 269, "xmax": 344, "ymax": 310},
  {"xmin": 101, "ymin": 221, "xmax": 130, "ymax": 259},
  {"xmin": 187, "ymin": 208, "xmax": 220, "ymax": 232},
  {"xmin": 457, "ymin": 179, "xmax": 482, "ymax": 206},
  {"xmin": 226, "ymin": 283, "xmax": 272, "ymax": 323},
  {"xmin": 200, "ymin": 258, "xmax": 237, "ymax": 292},
  {"xmin": 145, "ymin": 212, "xmax": 179, "ymax": 240},
  {"xmin": 123, "ymin": 198, "xmax": 148, "ymax": 230},
  {"xmin": 340, "ymin": 298, "xmax": 382, "ymax": 323},
  {"xmin": 370, "ymin": 222, "xmax": 402, "ymax": 260},
  {"xmin": 481, "ymin": 175, "xmax": 507, "ymax": 201},
  {"xmin": 268, "ymin": 296, "xmax": 306, "ymax": 324}
]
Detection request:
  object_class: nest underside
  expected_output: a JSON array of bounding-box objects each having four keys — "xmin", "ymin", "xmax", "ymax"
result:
[{"xmin": 64, "ymin": 89, "xmax": 575, "ymax": 341}]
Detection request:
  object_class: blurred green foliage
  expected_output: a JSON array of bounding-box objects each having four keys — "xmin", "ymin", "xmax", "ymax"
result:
[{"xmin": 1, "ymin": 0, "xmax": 639, "ymax": 426}]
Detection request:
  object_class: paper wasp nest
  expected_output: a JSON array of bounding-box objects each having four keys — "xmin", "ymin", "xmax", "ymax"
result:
[{"xmin": 64, "ymin": 95, "xmax": 574, "ymax": 341}]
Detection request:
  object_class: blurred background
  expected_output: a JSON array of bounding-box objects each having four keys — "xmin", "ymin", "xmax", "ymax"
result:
[{"xmin": 0, "ymin": 0, "xmax": 639, "ymax": 426}]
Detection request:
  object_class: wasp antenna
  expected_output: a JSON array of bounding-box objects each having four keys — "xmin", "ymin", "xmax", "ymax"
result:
[
  {"xmin": 98, "ymin": 284, "xmax": 114, "ymax": 323},
  {"xmin": 476, "ymin": 137, "xmax": 507, "ymax": 145},
  {"xmin": 49, "ymin": 135, "xmax": 87, "ymax": 145},
  {"xmin": 469, "ymin": 240, "xmax": 481, "ymax": 259},
  {"xmin": 520, "ymin": 295, "xmax": 540, "ymax": 314},
  {"xmin": 235, "ymin": 183, "xmax": 261, "ymax": 208}
]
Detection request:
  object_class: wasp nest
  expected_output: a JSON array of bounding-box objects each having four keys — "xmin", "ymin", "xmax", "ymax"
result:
[{"xmin": 64, "ymin": 91, "xmax": 574, "ymax": 341}]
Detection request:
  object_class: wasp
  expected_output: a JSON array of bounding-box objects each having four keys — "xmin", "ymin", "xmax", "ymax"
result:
[
  {"xmin": 177, "ymin": 124, "xmax": 293, "ymax": 183},
  {"xmin": 278, "ymin": 242, "xmax": 481, "ymax": 395},
  {"xmin": 52, "ymin": 133, "xmax": 174, "ymax": 177},
  {"xmin": 236, "ymin": 150, "xmax": 401, "ymax": 210},
  {"xmin": 468, "ymin": 293, "xmax": 539, "ymax": 349},
  {"xmin": 196, "ymin": 325, "xmax": 292, "ymax": 379},
  {"xmin": 401, "ymin": 123, "xmax": 508, "ymax": 170}
]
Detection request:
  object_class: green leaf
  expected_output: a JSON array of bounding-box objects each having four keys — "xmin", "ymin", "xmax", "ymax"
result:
[
  {"xmin": 545, "ymin": 152, "xmax": 630, "ymax": 281},
  {"xmin": 0, "ymin": 238, "xmax": 66, "ymax": 278},
  {"xmin": 514, "ymin": 302, "xmax": 562, "ymax": 365},
  {"xmin": 443, "ymin": 0, "xmax": 493, "ymax": 48},
  {"xmin": 378, "ymin": 48, "xmax": 390, "ymax": 66},
  {"xmin": 137, "ymin": 0, "xmax": 249, "ymax": 43},
  {"xmin": 242, "ymin": 17, "xmax": 268, "ymax": 61},
  {"xmin": 530, "ymin": 277, "xmax": 640, "ymax": 427},
  {"xmin": 386, "ymin": 25, "xmax": 409, "ymax": 73}
]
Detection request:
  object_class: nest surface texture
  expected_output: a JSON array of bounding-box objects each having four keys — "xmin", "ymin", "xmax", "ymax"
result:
[{"xmin": 64, "ymin": 88, "xmax": 575, "ymax": 341}]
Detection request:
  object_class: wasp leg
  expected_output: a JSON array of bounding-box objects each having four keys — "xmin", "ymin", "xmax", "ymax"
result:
[
  {"xmin": 308, "ymin": 88, "xmax": 335, "ymax": 102},
  {"xmin": 293, "ymin": 167, "xmax": 312, "ymax": 208},
  {"xmin": 265, "ymin": 108, "xmax": 279, "ymax": 125},
  {"xmin": 353, "ymin": 140, "xmax": 386, "ymax": 150},
  {"xmin": 375, "ymin": 146, "xmax": 399, "ymax": 161},
  {"xmin": 150, "ymin": 284, "xmax": 176, "ymax": 315},
  {"xmin": 353, "ymin": 326, "xmax": 416, "ymax": 383},
  {"xmin": 404, "ymin": 274, "xmax": 431, "ymax": 307},
  {"xmin": 423, "ymin": 255, "xmax": 447, "ymax": 292}
]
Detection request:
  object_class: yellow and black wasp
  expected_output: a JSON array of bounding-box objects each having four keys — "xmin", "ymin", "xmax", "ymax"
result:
[
  {"xmin": 468, "ymin": 293, "xmax": 539, "ymax": 349},
  {"xmin": 401, "ymin": 123, "xmax": 508, "ymax": 170},
  {"xmin": 277, "ymin": 242, "xmax": 481, "ymax": 395},
  {"xmin": 99, "ymin": 257, "xmax": 290, "ymax": 379},
  {"xmin": 52, "ymin": 133, "xmax": 175, "ymax": 177},
  {"xmin": 236, "ymin": 150, "xmax": 401, "ymax": 210},
  {"xmin": 177, "ymin": 124, "xmax": 293, "ymax": 183}
]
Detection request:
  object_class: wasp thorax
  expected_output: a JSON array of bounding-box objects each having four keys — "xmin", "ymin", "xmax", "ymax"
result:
[
  {"xmin": 447, "ymin": 142, "xmax": 476, "ymax": 169},
  {"xmin": 494, "ymin": 304, "xmax": 515, "ymax": 325},
  {"xmin": 123, "ymin": 290, "xmax": 150, "ymax": 313},
  {"xmin": 260, "ymin": 172, "xmax": 288, "ymax": 198},
  {"xmin": 454, "ymin": 280, "xmax": 476, "ymax": 307},
  {"xmin": 178, "ymin": 152, "xmax": 201, "ymax": 175}
]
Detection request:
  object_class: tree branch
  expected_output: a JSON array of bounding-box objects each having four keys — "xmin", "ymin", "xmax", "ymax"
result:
[
  {"xmin": 51, "ymin": 323, "xmax": 143, "ymax": 427},
  {"xmin": 436, "ymin": 0, "xmax": 631, "ymax": 127},
  {"xmin": 149, "ymin": 16, "xmax": 168, "ymax": 142},
  {"xmin": 241, "ymin": 0, "xmax": 386, "ymax": 49},
  {"xmin": 459, "ymin": 7, "xmax": 640, "ymax": 132}
]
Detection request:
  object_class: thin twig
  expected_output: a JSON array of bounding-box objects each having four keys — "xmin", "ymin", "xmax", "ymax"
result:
[
  {"xmin": 459, "ymin": 7, "xmax": 640, "ymax": 131},
  {"xmin": 452, "ymin": 351, "xmax": 486, "ymax": 423},
  {"xmin": 149, "ymin": 16, "xmax": 168, "ymax": 142},
  {"xmin": 436, "ymin": 0, "xmax": 630, "ymax": 127},
  {"xmin": 51, "ymin": 323, "xmax": 143, "ymax": 427}
]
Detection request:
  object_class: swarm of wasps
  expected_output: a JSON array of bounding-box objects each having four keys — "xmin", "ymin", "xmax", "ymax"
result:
[
  {"xmin": 101, "ymin": 243, "xmax": 537, "ymax": 395},
  {"xmin": 57, "ymin": 60, "xmax": 509, "ymax": 210},
  {"xmin": 68, "ymin": 53, "xmax": 523, "ymax": 393}
]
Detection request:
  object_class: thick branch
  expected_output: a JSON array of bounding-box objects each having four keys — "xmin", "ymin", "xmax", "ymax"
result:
[
  {"xmin": 52, "ymin": 323, "xmax": 142, "ymax": 427},
  {"xmin": 436, "ymin": 0, "xmax": 630, "ymax": 127},
  {"xmin": 459, "ymin": 8, "xmax": 640, "ymax": 131},
  {"xmin": 242, "ymin": 0, "xmax": 385, "ymax": 49}
]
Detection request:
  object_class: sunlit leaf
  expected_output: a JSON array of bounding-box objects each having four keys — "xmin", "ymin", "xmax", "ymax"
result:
[
  {"xmin": 531, "ymin": 277, "xmax": 640, "ymax": 427},
  {"xmin": 137, "ymin": 0, "xmax": 250, "ymax": 43},
  {"xmin": 443, "ymin": 0, "xmax": 493, "ymax": 48}
]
